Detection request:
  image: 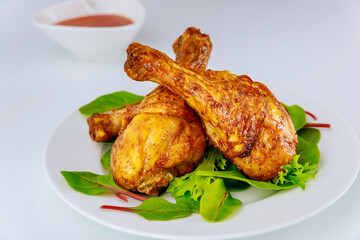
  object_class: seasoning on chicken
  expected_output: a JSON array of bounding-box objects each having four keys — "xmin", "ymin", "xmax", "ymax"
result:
[
  {"xmin": 87, "ymin": 104, "xmax": 139, "ymax": 142},
  {"xmin": 110, "ymin": 27, "xmax": 212, "ymax": 195},
  {"xmin": 124, "ymin": 42, "xmax": 298, "ymax": 181},
  {"xmin": 87, "ymin": 26, "xmax": 212, "ymax": 143}
]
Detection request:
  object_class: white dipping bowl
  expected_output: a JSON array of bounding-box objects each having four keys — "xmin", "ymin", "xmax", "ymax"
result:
[{"xmin": 33, "ymin": 0, "xmax": 145, "ymax": 60}]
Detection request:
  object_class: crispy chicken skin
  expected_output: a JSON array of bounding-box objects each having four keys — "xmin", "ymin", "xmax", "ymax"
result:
[
  {"xmin": 87, "ymin": 27, "xmax": 212, "ymax": 142},
  {"xmin": 173, "ymin": 26, "xmax": 212, "ymax": 70},
  {"xmin": 87, "ymin": 104, "xmax": 139, "ymax": 142},
  {"xmin": 111, "ymin": 27, "xmax": 211, "ymax": 195},
  {"xmin": 124, "ymin": 43, "xmax": 298, "ymax": 181},
  {"xmin": 111, "ymin": 102, "xmax": 205, "ymax": 195}
]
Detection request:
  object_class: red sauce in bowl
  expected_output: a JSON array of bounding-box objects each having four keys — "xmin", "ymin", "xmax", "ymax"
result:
[{"xmin": 55, "ymin": 14, "xmax": 133, "ymax": 27}]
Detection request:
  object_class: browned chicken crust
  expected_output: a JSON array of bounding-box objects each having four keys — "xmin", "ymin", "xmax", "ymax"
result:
[
  {"xmin": 87, "ymin": 27, "xmax": 212, "ymax": 143},
  {"xmin": 124, "ymin": 42, "xmax": 298, "ymax": 181},
  {"xmin": 87, "ymin": 104, "xmax": 139, "ymax": 142},
  {"xmin": 110, "ymin": 27, "xmax": 212, "ymax": 195},
  {"xmin": 173, "ymin": 26, "xmax": 212, "ymax": 70}
]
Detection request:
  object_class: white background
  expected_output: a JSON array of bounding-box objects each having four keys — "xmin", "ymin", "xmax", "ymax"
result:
[{"xmin": 1, "ymin": 0, "xmax": 360, "ymax": 239}]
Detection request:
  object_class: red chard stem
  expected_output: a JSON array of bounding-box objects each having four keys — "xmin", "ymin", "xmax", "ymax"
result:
[
  {"xmin": 304, "ymin": 123, "xmax": 331, "ymax": 128},
  {"xmin": 115, "ymin": 193, "xmax": 128, "ymax": 202},
  {"xmin": 100, "ymin": 205, "xmax": 134, "ymax": 212},
  {"xmin": 305, "ymin": 111, "xmax": 317, "ymax": 120}
]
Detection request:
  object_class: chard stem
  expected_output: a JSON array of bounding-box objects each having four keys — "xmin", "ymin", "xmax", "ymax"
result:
[
  {"xmin": 100, "ymin": 205, "xmax": 134, "ymax": 212},
  {"xmin": 305, "ymin": 111, "xmax": 317, "ymax": 120},
  {"xmin": 115, "ymin": 193, "xmax": 128, "ymax": 202},
  {"xmin": 304, "ymin": 123, "xmax": 331, "ymax": 128}
]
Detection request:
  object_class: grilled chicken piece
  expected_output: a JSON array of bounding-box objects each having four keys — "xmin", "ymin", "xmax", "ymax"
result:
[
  {"xmin": 87, "ymin": 104, "xmax": 140, "ymax": 142},
  {"xmin": 111, "ymin": 27, "xmax": 212, "ymax": 195},
  {"xmin": 87, "ymin": 26, "xmax": 212, "ymax": 143},
  {"xmin": 124, "ymin": 43, "xmax": 298, "ymax": 181}
]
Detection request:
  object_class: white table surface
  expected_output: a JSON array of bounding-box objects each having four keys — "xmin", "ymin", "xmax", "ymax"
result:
[{"xmin": 1, "ymin": 0, "xmax": 360, "ymax": 239}]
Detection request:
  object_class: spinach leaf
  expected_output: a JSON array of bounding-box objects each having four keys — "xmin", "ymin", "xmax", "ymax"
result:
[
  {"xmin": 79, "ymin": 91, "xmax": 144, "ymax": 116},
  {"xmin": 132, "ymin": 198, "xmax": 191, "ymax": 220},
  {"xmin": 101, "ymin": 198, "xmax": 192, "ymax": 221},
  {"xmin": 61, "ymin": 171, "xmax": 118, "ymax": 195},
  {"xmin": 60, "ymin": 171, "xmax": 147, "ymax": 201},
  {"xmin": 101, "ymin": 149, "xmax": 111, "ymax": 173},
  {"xmin": 282, "ymin": 104, "xmax": 306, "ymax": 131},
  {"xmin": 297, "ymin": 137, "xmax": 320, "ymax": 165},
  {"xmin": 200, "ymin": 179, "xmax": 242, "ymax": 222},
  {"xmin": 297, "ymin": 128, "xmax": 321, "ymax": 144}
]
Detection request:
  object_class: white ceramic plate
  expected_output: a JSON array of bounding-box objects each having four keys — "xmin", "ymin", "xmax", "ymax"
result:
[{"xmin": 44, "ymin": 86, "xmax": 360, "ymax": 239}]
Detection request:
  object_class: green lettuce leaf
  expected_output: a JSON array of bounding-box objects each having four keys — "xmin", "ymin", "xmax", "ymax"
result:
[
  {"xmin": 273, "ymin": 155, "xmax": 318, "ymax": 190},
  {"xmin": 166, "ymin": 147, "xmax": 219, "ymax": 200}
]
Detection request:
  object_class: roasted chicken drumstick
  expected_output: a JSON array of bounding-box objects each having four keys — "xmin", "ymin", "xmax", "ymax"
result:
[
  {"xmin": 87, "ymin": 27, "xmax": 212, "ymax": 143},
  {"xmin": 109, "ymin": 27, "xmax": 212, "ymax": 195},
  {"xmin": 87, "ymin": 103, "xmax": 139, "ymax": 142},
  {"xmin": 124, "ymin": 43, "xmax": 298, "ymax": 181}
]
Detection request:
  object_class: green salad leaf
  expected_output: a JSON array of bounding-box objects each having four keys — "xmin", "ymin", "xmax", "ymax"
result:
[
  {"xmin": 79, "ymin": 91, "xmax": 144, "ymax": 116},
  {"xmin": 166, "ymin": 147, "xmax": 220, "ymax": 200},
  {"xmin": 60, "ymin": 171, "xmax": 120, "ymax": 195},
  {"xmin": 282, "ymin": 104, "xmax": 306, "ymax": 131},
  {"xmin": 297, "ymin": 136, "xmax": 320, "ymax": 165},
  {"xmin": 223, "ymin": 178, "xmax": 250, "ymax": 191},
  {"xmin": 101, "ymin": 198, "xmax": 192, "ymax": 221},
  {"xmin": 100, "ymin": 149, "xmax": 111, "ymax": 173},
  {"xmin": 167, "ymin": 147, "xmax": 244, "ymax": 222},
  {"xmin": 60, "ymin": 171, "xmax": 147, "ymax": 201},
  {"xmin": 197, "ymin": 168, "xmax": 294, "ymax": 190},
  {"xmin": 274, "ymin": 156, "xmax": 317, "ymax": 190},
  {"xmin": 197, "ymin": 155, "xmax": 317, "ymax": 191},
  {"xmin": 175, "ymin": 192, "xmax": 200, "ymax": 212},
  {"xmin": 297, "ymin": 128, "xmax": 321, "ymax": 144},
  {"xmin": 128, "ymin": 198, "xmax": 192, "ymax": 221},
  {"xmin": 200, "ymin": 179, "xmax": 242, "ymax": 222}
]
